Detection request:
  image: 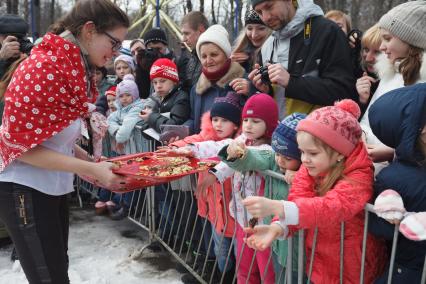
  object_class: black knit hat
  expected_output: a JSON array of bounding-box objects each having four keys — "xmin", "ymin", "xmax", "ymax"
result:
[
  {"xmin": 143, "ymin": 28, "xmax": 168, "ymax": 46},
  {"xmin": 0, "ymin": 14, "xmax": 29, "ymax": 36},
  {"xmin": 251, "ymin": 0, "xmax": 268, "ymax": 9},
  {"xmin": 245, "ymin": 9, "xmax": 265, "ymax": 26},
  {"xmin": 210, "ymin": 92, "xmax": 242, "ymax": 126}
]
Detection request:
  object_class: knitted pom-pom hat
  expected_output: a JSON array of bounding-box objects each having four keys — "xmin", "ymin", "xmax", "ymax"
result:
[
  {"xmin": 116, "ymin": 74, "xmax": 139, "ymax": 102},
  {"xmin": 296, "ymin": 99, "xmax": 362, "ymax": 156},
  {"xmin": 242, "ymin": 93, "xmax": 279, "ymax": 139},
  {"xmin": 210, "ymin": 92, "xmax": 243, "ymax": 126}
]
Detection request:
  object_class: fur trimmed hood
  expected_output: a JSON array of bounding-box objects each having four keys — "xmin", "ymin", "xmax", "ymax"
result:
[
  {"xmin": 375, "ymin": 52, "xmax": 426, "ymax": 84},
  {"xmin": 195, "ymin": 61, "xmax": 245, "ymax": 95}
]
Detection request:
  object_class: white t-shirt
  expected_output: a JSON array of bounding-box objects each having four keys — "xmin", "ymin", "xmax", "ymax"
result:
[{"xmin": 0, "ymin": 119, "xmax": 82, "ymax": 196}]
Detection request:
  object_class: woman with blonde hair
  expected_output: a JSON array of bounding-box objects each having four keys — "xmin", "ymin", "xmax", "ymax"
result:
[
  {"xmin": 358, "ymin": 1, "xmax": 426, "ymax": 172},
  {"xmin": 357, "ymin": 24, "xmax": 382, "ymax": 118},
  {"xmin": 231, "ymin": 9, "xmax": 271, "ymax": 73}
]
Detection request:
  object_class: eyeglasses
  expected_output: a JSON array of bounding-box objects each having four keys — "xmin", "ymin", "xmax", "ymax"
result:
[{"xmin": 103, "ymin": 31, "xmax": 122, "ymax": 52}]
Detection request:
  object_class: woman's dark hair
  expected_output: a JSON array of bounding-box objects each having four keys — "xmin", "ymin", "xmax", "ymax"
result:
[{"xmin": 49, "ymin": 0, "xmax": 129, "ymax": 36}]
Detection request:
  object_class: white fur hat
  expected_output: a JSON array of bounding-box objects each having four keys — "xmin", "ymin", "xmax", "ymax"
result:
[{"xmin": 196, "ymin": 24, "xmax": 231, "ymax": 59}]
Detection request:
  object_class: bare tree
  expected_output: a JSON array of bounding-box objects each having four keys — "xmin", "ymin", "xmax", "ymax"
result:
[
  {"xmin": 186, "ymin": 0, "xmax": 192, "ymax": 12},
  {"xmin": 211, "ymin": 0, "xmax": 217, "ymax": 24},
  {"xmin": 50, "ymin": 0, "xmax": 55, "ymax": 27},
  {"xmin": 199, "ymin": 0, "xmax": 204, "ymax": 13},
  {"xmin": 6, "ymin": 0, "xmax": 18, "ymax": 14}
]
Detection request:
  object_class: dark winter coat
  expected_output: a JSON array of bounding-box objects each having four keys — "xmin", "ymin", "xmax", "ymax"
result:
[
  {"xmin": 261, "ymin": 16, "xmax": 357, "ymax": 115},
  {"xmin": 146, "ymin": 86, "xmax": 190, "ymax": 133},
  {"xmin": 181, "ymin": 50, "xmax": 203, "ymax": 94},
  {"xmin": 368, "ymin": 83, "xmax": 426, "ymax": 283}
]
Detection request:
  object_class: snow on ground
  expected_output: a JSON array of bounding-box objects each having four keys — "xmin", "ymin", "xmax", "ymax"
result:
[{"xmin": 0, "ymin": 207, "xmax": 184, "ymax": 284}]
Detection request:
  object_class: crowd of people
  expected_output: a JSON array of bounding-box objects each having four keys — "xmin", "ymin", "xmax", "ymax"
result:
[{"xmin": 0, "ymin": 0, "xmax": 425, "ymax": 283}]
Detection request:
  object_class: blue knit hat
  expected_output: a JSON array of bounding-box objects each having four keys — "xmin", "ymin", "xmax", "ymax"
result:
[{"xmin": 271, "ymin": 113, "xmax": 306, "ymax": 161}]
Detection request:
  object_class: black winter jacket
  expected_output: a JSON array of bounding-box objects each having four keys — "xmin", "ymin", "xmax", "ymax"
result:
[
  {"xmin": 285, "ymin": 16, "xmax": 357, "ymax": 106},
  {"xmin": 146, "ymin": 86, "xmax": 190, "ymax": 133}
]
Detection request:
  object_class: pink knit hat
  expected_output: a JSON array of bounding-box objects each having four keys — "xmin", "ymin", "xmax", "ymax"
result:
[
  {"xmin": 296, "ymin": 99, "xmax": 362, "ymax": 156},
  {"xmin": 242, "ymin": 93, "xmax": 278, "ymax": 139}
]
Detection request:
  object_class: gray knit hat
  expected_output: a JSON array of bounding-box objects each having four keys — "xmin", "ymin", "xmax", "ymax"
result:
[{"xmin": 378, "ymin": 1, "xmax": 426, "ymax": 49}]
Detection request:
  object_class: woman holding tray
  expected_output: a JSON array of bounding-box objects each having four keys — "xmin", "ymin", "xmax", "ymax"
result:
[{"xmin": 0, "ymin": 0, "xmax": 129, "ymax": 282}]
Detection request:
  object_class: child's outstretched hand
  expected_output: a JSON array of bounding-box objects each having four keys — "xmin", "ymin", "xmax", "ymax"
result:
[
  {"xmin": 242, "ymin": 196, "xmax": 283, "ymax": 218},
  {"xmin": 197, "ymin": 172, "xmax": 217, "ymax": 196},
  {"xmin": 227, "ymin": 140, "xmax": 246, "ymax": 160},
  {"xmin": 243, "ymin": 224, "xmax": 283, "ymax": 251},
  {"xmin": 155, "ymin": 146, "xmax": 194, "ymax": 157}
]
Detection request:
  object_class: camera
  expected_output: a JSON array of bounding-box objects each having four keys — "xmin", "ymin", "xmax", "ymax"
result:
[
  {"xmin": 348, "ymin": 29, "xmax": 362, "ymax": 51},
  {"xmin": 136, "ymin": 47, "xmax": 172, "ymax": 72},
  {"xmin": 256, "ymin": 65, "xmax": 271, "ymax": 85},
  {"xmin": 5, "ymin": 34, "xmax": 34, "ymax": 55},
  {"xmin": 17, "ymin": 37, "xmax": 33, "ymax": 55}
]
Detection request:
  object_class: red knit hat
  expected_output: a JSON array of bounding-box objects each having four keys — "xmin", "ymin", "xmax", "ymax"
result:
[
  {"xmin": 149, "ymin": 58, "xmax": 179, "ymax": 83},
  {"xmin": 105, "ymin": 85, "xmax": 117, "ymax": 97},
  {"xmin": 242, "ymin": 93, "xmax": 278, "ymax": 139},
  {"xmin": 296, "ymin": 99, "xmax": 362, "ymax": 156}
]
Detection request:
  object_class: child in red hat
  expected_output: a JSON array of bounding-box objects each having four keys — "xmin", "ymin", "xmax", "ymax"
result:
[{"xmin": 139, "ymin": 58, "xmax": 190, "ymax": 133}]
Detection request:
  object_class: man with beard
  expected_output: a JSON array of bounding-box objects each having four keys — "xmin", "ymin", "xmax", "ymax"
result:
[{"xmin": 249, "ymin": 0, "xmax": 357, "ymax": 118}]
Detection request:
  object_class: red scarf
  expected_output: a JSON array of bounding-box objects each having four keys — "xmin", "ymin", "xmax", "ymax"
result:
[
  {"xmin": 201, "ymin": 59, "xmax": 231, "ymax": 82},
  {"xmin": 0, "ymin": 33, "xmax": 98, "ymax": 172}
]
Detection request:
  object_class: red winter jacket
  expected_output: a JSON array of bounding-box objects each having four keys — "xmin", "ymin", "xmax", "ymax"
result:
[
  {"xmin": 172, "ymin": 112, "xmax": 236, "ymax": 237},
  {"xmin": 288, "ymin": 142, "xmax": 385, "ymax": 284}
]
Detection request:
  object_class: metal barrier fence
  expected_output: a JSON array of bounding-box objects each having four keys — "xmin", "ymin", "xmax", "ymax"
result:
[{"xmin": 75, "ymin": 126, "xmax": 426, "ymax": 284}]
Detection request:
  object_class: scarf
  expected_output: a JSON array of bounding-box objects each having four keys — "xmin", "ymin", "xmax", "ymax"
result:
[
  {"xmin": 0, "ymin": 32, "xmax": 98, "ymax": 172},
  {"xmin": 272, "ymin": 0, "xmax": 323, "ymax": 40},
  {"xmin": 202, "ymin": 58, "xmax": 232, "ymax": 82}
]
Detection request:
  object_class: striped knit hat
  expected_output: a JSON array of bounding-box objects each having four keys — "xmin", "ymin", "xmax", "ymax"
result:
[{"xmin": 272, "ymin": 113, "xmax": 306, "ymax": 160}]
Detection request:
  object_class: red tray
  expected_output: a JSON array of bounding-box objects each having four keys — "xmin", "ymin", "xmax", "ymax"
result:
[{"xmin": 80, "ymin": 152, "xmax": 217, "ymax": 193}]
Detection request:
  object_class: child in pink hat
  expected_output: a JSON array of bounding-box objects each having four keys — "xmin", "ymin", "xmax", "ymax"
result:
[{"xmin": 244, "ymin": 99, "xmax": 385, "ymax": 283}]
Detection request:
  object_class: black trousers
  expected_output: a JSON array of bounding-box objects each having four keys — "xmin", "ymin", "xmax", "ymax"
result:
[{"xmin": 0, "ymin": 182, "xmax": 70, "ymax": 284}]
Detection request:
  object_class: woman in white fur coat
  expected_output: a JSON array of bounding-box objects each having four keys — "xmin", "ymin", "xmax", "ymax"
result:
[{"xmin": 356, "ymin": 1, "xmax": 426, "ymax": 174}]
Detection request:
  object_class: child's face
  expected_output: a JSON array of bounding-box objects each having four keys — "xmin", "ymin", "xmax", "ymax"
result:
[
  {"xmin": 242, "ymin": 117, "xmax": 267, "ymax": 140},
  {"xmin": 379, "ymin": 29, "xmax": 410, "ymax": 64},
  {"xmin": 152, "ymin": 77, "xmax": 176, "ymax": 97},
  {"xmin": 115, "ymin": 61, "xmax": 132, "ymax": 80},
  {"xmin": 274, "ymin": 153, "xmax": 301, "ymax": 173},
  {"xmin": 297, "ymin": 132, "xmax": 343, "ymax": 177},
  {"xmin": 119, "ymin": 93, "xmax": 133, "ymax": 107},
  {"xmin": 107, "ymin": 95, "xmax": 117, "ymax": 111},
  {"xmin": 94, "ymin": 70, "xmax": 104, "ymax": 86},
  {"xmin": 211, "ymin": 116, "xmax": 237, "ymax": 139}
]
